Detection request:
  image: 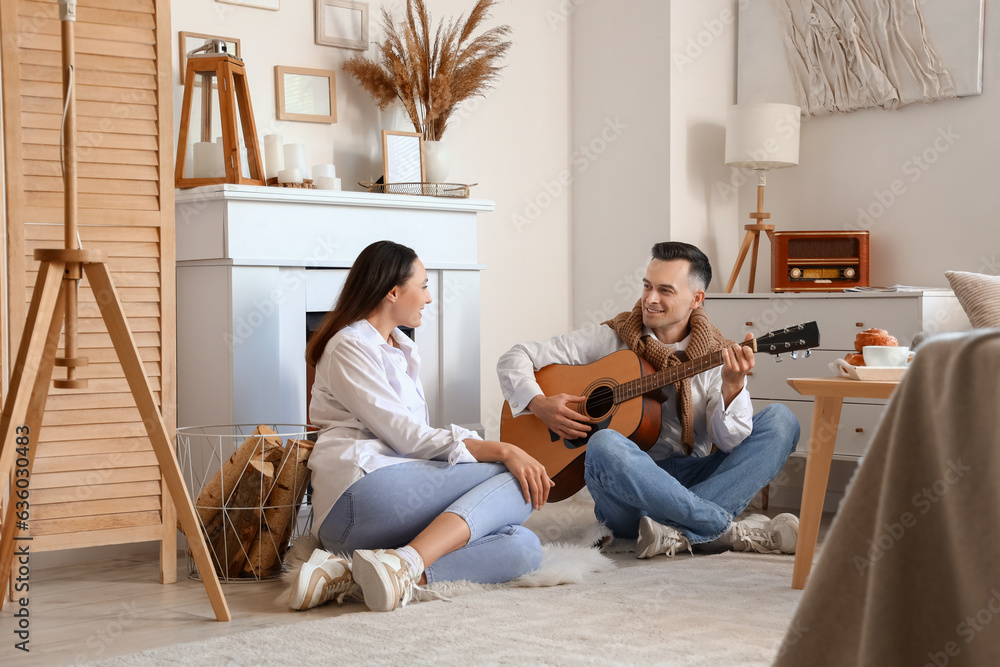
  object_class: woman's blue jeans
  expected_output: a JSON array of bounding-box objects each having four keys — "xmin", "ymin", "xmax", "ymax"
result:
[
  {"xmin": 318, "ymin": 461, "xmax": 543, "ymax": 584},
  {"xmin": 583, "ymin": 404, "xmax": 800, "ymax": 544}
]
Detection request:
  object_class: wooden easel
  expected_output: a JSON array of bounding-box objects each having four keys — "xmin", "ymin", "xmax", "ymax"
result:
[
  {"xmin": 725, "ymin": 174, "xmax": 775, "ymax": 294},
  {"xmin": 0, "ymin": 1, "xmax": 229, "ymax": 621}
]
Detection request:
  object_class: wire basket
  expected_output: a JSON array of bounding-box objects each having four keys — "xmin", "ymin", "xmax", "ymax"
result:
[
  {"xmin": 176, "ymin": 424, "xmax": 318, "ymax": 583},
  {"xmin": 359, "ymin": 181, "xmax": 476, "ymax": 198}
]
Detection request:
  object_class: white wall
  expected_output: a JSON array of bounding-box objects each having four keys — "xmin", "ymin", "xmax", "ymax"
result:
[
  {"xmin": 570, "ymin": 0, "xmax": 740, "ymax": 334},
  {"xmin": 570, "ymin": 1, "xmax": 671, "ymax": 331},
  {"xmin": 668, "ymin": 1, "xmax": 740, "ymax": 292}
]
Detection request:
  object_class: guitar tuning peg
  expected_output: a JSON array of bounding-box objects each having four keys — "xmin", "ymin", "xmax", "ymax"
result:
[
  {"xmin": 790, "ymin": 351, "xmax": 798, "ymax": 360},
  {"xmin": 775, "ymin": 354, "xmax": 783, "ymax": 362},
  {"xmin": 804, "ymin": 349, "xmax": 812, "ymax": 358}
]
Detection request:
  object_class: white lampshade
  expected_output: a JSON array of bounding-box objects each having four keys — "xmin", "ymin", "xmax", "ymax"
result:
[{"xmin": 725, "ymin": 103, "xmax": 801, "ymax": 170}]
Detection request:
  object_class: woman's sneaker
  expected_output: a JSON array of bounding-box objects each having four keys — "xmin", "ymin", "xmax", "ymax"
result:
[
  {"xmin": 289, "ymin": 549, "xmax": 357, "ymax": 610},
  {"xmin": 352, "ymin": 549, "xmax": 419, "ymax": 612}
]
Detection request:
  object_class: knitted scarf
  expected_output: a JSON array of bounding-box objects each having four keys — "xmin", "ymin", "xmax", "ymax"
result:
[{"xmin": 603, "ymin": 302, "xmax": 734, "ymax": 456}]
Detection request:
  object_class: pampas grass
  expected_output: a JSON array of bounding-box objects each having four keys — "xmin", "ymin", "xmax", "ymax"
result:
[{"xmin": 344, "ymin": 0, "xmax": 512, "ymax": 141}]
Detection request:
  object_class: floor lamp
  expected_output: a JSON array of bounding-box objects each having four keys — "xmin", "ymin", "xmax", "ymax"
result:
[
  {"xmin": 723, "ymin": 103, "xmax": 801, "ymax": 293},
  {"xmin": 0, "ymin": 0, "xmax": 230, "ymax": 620}
]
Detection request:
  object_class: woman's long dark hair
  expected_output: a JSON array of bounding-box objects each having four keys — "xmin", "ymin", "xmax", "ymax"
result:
[{"xmin": 305, "ymin": 240, "xmax": 418, "ymax": 367}]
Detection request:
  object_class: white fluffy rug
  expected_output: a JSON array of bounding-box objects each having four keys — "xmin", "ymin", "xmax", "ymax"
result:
[{"xmin": 86, "ymin": 501, "xmax": 802, "ymax": 666}]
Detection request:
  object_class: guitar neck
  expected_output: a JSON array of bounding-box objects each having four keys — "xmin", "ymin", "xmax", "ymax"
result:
[{"xmin": 615, "ymin": 339, "xmax": 755, "ymax": 403}]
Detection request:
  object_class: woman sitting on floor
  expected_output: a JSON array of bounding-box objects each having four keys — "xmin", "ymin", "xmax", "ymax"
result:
[{"xmin": 291, "ymin": 240, "xmax": 551, "ymax": 612}]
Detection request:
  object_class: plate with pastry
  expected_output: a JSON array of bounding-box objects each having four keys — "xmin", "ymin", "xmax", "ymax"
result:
[{"xmin": 832, "ymin": 327, "xmax": 912, "ymax": 380}]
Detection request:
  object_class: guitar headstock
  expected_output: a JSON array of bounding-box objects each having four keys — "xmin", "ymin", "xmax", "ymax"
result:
[{"xmin": 754, "ymin": 322, "xmax": 820, "ymax": 358}]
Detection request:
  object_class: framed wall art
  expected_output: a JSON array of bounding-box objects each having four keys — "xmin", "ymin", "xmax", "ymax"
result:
[
  {"xmin": 275, "ymin": 66, "xmax": 338, "ymax": 123},
  {"xmin": 315, "ymin": 0, "xmax": 369, "ymax": 50}
]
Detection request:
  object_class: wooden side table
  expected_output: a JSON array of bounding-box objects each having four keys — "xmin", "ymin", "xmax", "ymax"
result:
[{"xmin": 786, "ymin": 377, "xmax": 901, "ymax": 589}]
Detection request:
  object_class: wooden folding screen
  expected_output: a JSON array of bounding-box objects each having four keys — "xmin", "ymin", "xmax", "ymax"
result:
[{"xmin": 0, "ymin": 0, "xmax": 176, "ymax": 581}]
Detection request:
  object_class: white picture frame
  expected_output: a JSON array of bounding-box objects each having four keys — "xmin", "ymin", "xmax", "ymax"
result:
[
  {"xmin": 216, "ymin": 0, "xmax": 280, "ymax": 10},
  {"xmin": 382, "ymin": 130, "xmax": 424, "ymax": 183},
  {"xmin": 315, "ymin": 0, "xmax": 369, "ymax": 50}
]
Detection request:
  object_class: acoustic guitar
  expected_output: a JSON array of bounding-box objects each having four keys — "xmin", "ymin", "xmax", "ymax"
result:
[{"xmin": 500, "ymin": 322, "xmax": 820, "ymax": 501}]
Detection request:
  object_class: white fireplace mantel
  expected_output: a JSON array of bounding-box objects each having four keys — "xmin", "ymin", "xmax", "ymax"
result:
[{"xmin": 175, "ymin": 184, "xmax": 493, "ymax": 433}]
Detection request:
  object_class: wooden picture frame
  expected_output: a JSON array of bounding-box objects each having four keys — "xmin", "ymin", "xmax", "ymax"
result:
[
  {"xmin": 382, "ymin": 130, "xmax": 425, "ymax": 183},
  {"xmin": 216, "ymin": 0, "xmax": 280, "ymax": 10},
  {"xmin": 274, "ymin": 66, "xmax": 337, "ymax": 123},
  {"xmin": 178, "ymin": 31, "xmax": 240, "ymax": 86},
  {"xmin": 315, "ymin": 0, "xmax": 369, "ymax": 50}
]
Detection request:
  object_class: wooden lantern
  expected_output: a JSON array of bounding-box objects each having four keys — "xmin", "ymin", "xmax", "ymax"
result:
[{"xmin": 175, "ymin": 46, "xmax": 265, "ymax": 188}]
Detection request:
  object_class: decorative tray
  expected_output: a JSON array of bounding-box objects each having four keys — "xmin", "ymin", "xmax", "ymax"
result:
[
  {"xmin": 830, "ymin": 359, "xmax": 908, "ymax": 382},
  {"xmin": 359, "ymin": 181, "xmax": 476, "ymax": 198}
]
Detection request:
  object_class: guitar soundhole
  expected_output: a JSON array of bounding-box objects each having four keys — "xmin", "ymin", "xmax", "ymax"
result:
[{"xmin": 585, "ymin": 385, "xmax": 615, "ymax": 421}]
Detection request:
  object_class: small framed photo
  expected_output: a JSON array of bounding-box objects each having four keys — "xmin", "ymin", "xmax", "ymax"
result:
[
  {"xmin": 275, "ymin": 66, "xmax": 338, "ymax": 123},
  {"xmin": 382, "ymin": 130, "xmax": 424, "ymax": 183},
  {"xmin": 178, "ymin": 32, "xmax": 241, "ymax": 86},
  {"xmin": 315, "ymin": 0, "xmax": 369, "ymax": 50},
  {"xmin": 216, "ymin": 0, "xmax": 280, "ymax": 10}
]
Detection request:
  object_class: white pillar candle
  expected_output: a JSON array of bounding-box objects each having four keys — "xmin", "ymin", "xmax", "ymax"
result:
[
  {"xmin": 263, "ymin": 134, "xmax": 284, "ymax": 180},
  {"xmin": 312, "ymin": 163, "xmax": 336, "ymax": 180},
  {"xmin": 240, "ymin": 145, "xmax": 251, "ymax": 179},
  {"xmin": 314, "ymin": 176, "xmax": 338, "ymax": 190},
  {"xmin": 284, "ymin": 143, "xmax": 307, "ymax": 176},
  {"xmin": 193, "ymin": 141, "xmax": 223, "ymax": 178},
  {"xmin": 277, "ymin": 168, "xmax": 303, "ymax": 184},
  {"xmin": 333, "ymin": 177, "xmax": 342, "ymax": 191}
]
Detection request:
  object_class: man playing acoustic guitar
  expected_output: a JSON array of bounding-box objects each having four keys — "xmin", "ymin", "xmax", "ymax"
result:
[{"xmin": 497, "ymin": 242, "xmax": 801, "ymax": 557}]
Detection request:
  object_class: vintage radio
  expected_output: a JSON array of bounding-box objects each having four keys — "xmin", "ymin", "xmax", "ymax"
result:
[{"xmin": 771, "ymin": 231, "xmax": 869, "ymax": 292}]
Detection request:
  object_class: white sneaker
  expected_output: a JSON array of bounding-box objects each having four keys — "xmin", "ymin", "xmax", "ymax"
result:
[
  {"xmin": 636, "ymin": 516, "xmax": 691, "ymax": 559},
  {"xmin": 289, "ymin": 549, "xmax": 356, "ymax": 611},
  {"xmin": 722, "ymin": 513, "xmax": 798, "ymax": 554},
  {"xmin": 352, "ymin": 548, "xmax": 420, "ymax": 612}
]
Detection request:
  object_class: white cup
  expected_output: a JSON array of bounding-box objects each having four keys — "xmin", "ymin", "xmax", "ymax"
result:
[{"xmin": 862, "ymin": 345, "xmax": 910, "ymax": 367}]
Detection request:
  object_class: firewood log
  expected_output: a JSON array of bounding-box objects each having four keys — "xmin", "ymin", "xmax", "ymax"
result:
[
  {"xmin": 178, "ymin": 424, "xmax": 280, "ymax": 535},
  {"xmin": 242, "ymin": 438, "xmax": 314, "ymax": 577},
  {"xmin": 209, "ymin": 457, "xmax": 275, "ymax": 578}
]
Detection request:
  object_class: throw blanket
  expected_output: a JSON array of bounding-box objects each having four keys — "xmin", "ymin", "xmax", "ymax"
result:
[
  {"xmin": 774, "ymin": 330, "xmax": 1000, "ymax": 666},
  {"xmin": 604, "ymin": 303, "xmax": 733, "ymax": 455}
]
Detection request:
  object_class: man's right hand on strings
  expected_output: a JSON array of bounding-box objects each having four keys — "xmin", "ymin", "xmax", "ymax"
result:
[{"xmin": 527, "ymin": 393, "xmax": 592, "ymax": 440}]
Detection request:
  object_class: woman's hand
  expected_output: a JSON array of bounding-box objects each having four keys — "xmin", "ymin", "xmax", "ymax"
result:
[
  {"xmin": 499, "ymin": 443, "xmax": 555, "ymax": 510},
  {"xmin": 464, "ymin": 439, "xmax": 554, "ymax": 510}
]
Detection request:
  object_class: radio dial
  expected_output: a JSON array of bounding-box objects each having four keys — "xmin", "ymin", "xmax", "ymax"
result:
[
  {"xmin": 844, "ymin": 267, "xmax": 856, "ymax": 279},
  {"xmin": 789, "ymin": 267, "xmax": 802, "ymax": 279}
]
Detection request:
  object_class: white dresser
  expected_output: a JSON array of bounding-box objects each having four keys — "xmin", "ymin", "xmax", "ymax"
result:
[
  {"xmin": 174, "ymin": 185, "xmax": 493, "ymax": 432},
  {"xmin": 705, "ymin": 291, "xmax": 970, "ymax": 459}
]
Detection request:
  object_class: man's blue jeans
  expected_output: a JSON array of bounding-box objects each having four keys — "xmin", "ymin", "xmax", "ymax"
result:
[
  {"xmin": 318, "ymin": 461, "xmax": 542, "ymax": 584},
  {"xmin": 583, "ymin": 404, "xmax": 800, "ymax": 544}
]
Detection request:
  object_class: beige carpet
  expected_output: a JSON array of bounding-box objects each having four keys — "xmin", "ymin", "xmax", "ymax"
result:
[{"xmin": 86, "ymin": 502, "xmax": 803, "ymax": 666}]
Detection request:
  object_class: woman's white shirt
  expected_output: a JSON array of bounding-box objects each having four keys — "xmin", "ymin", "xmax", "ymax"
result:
[{"xmin": 308, "ymin": 319, "xmax": 479, "ymax": 536}]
